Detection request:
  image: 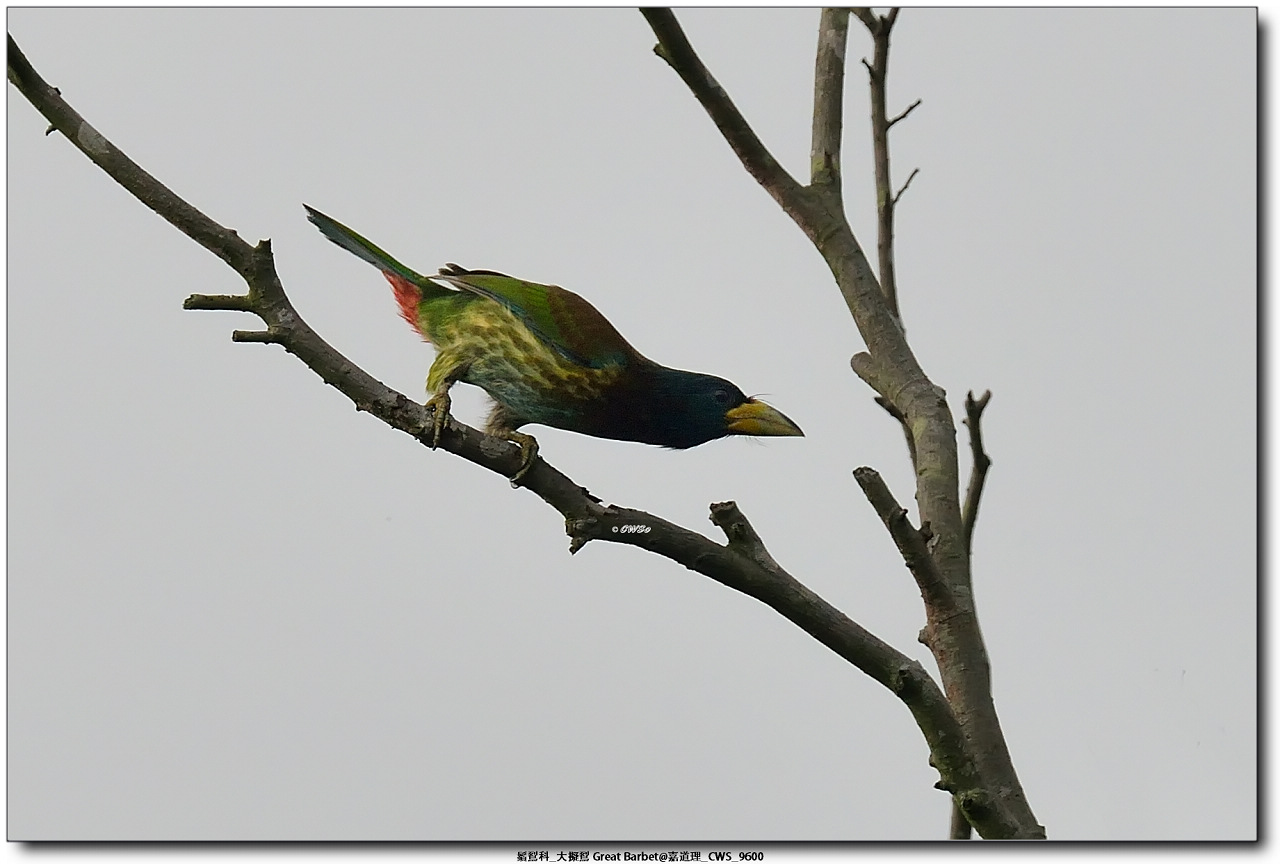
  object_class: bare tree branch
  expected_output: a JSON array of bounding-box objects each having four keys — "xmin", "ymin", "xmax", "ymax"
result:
[
  {"xmin": 860, "ymin": 8, "xmax": 916, "ymax": 325},
  {"xmin": 643, "ymin": 9, "xmax": 1044, "ymax": 839},
  {"xmin": 639, "ymin": 8, "xmax": 809, "ymax": 219},
  {"xmin": 853, "ymin": 468, "xmax": 952, "ymax": 612},
  {"xmin": 888, "ymin": 97, "xmax": 921, "ymax": 128},
  {"xmin": 184, "ymin": 294, "xmax": 254, "ymax": 313},
  {"xmin": 892, "ymin": 166, "xmax": 921, "ymax": 206},
  {"xmin": 7, "ymin": 35, "xmax": 250, "ymax": 276},
  {"xmin": 854, "ymin": 39, "xmax": 980, "ymax": 843},
  {"xmin": 961, "ymin": 389, "xmax": 993, "ymax": 557},
  {"xmin": 709, "ymin": 500, "xmax": 784, "ymax": 572},
  {"xmin": 810, "ymin": 8, "xmax": 850, "ymax": 191},
  {"xmin": 230, "ymin": 329, "xmax": 285, "ymax": 345},
  {"xmin": 7, "ymin": 30, "xmax": 1026, "ymax": 832},
  {"xmin": 12, "ymin": 15, "xmax": 1047, "ymax": 839}
]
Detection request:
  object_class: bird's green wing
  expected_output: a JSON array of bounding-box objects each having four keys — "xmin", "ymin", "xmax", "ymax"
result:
[
  {"xmin": 304, "ymin": 206, "xmax": 637, "ymax": 369},
  {"xmin": 433, "ymin": 267, "xmax": 637, "ymax": 369}
]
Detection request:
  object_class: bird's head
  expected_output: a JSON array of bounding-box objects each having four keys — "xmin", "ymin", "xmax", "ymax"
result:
[{"xmin": 647, "ymin": 368, "xmax": 804, "ymax": 449}]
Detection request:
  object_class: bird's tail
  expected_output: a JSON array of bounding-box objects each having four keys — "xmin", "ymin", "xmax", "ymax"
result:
[{"xmin": 303, "ymin": 204, "xmax": 434, "ymax": 288}]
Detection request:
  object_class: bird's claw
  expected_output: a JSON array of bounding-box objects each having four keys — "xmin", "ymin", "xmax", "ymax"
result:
[
  {"xmin": 423, "ymin": 391, "xmax": 452, "ymax": 449},
  {"xmin": 505, "ymin": 431, "xmax": 540, "ymax": 485}
]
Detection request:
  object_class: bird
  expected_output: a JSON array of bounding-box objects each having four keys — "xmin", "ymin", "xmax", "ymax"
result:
[{"xmin": 304, "ymin": 205, "xmax": 803, "ymax": 481}]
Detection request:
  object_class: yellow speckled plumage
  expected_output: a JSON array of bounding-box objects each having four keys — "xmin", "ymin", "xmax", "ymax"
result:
[{"xmin": 423, "ymin": 297, "xmax": 624, "ymax": 413}]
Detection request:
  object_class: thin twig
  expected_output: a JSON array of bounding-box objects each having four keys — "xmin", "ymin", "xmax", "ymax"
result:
[
  {"xmin": 961, "ymin": 390, "xmax": 993, "ymax": 557},
  {"xmin": 888, "ymin": 97, "xmax": 921, "ymax": 128},
  {"xmin": 892, "ymin": 167, "xmax": 920, "ymax": 206}
]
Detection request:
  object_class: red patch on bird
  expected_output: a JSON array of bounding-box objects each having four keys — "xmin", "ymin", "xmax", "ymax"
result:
[{"xmin": 384, "ymin": 271, "xmax": 428, "ymax": 341}]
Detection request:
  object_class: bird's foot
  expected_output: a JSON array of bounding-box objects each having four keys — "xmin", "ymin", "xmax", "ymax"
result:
[
  {"xmin": 423, "ymin": 390, "xmax": 452, "ymax": 449},
  {"xmin": 503, "ymin": 431, "xmax": 540, "ymax": 485}
]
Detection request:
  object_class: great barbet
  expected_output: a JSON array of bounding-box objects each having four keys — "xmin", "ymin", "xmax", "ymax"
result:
[{"xmin": 304, "ymin": 205, "xmax": 804, "ymax": 480}]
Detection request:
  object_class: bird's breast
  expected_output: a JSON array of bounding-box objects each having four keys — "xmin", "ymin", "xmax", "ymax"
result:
[{"xmin": 426, "ymin": 297, "xmax": 625, "ymax": 427}]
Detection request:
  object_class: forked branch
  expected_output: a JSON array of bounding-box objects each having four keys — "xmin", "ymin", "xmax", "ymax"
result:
[
  {"xmin": 854, "ymin": 7, "xmax": 919, "ymax": 325},
  {"xmin": 643, "ymin": 8, "xmax": 1042, "ymax": 839}
]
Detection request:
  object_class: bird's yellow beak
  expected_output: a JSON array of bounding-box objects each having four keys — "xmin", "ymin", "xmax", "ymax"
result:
[{"xmin": 724, "ymin": 398, "xmax": 804, "ymax": 438}]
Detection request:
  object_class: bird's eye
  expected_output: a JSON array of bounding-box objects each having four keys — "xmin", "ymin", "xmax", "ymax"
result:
[{"xmin": 712, "ymin": 389, "xmax": 731, "ymax": 405}]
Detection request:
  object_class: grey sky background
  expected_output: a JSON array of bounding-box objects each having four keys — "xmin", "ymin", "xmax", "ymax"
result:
[{"xmin": 7, "ymin": 7, "xmax": 1256, "ymax": 841}]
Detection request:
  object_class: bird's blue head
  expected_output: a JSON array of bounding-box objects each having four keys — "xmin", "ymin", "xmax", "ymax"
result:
[{"xmin": 639, "ymin": 367, "xmax": 805, "ymax": 449}]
